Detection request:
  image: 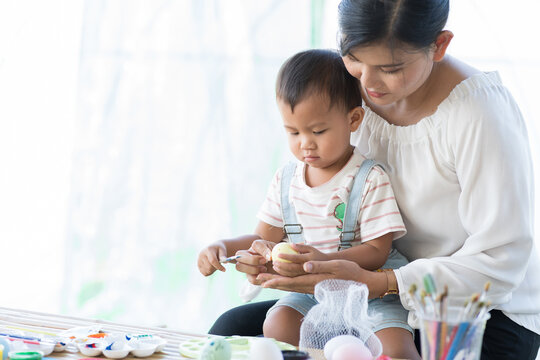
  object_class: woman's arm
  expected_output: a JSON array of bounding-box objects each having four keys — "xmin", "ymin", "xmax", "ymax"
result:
[
  {"xmin": 271, "ymin": 232, "xmax": 393, "ymax": 277},
  {"xmin": 257, "ymin": 259, "xmax": 390, "ymax": 298}
]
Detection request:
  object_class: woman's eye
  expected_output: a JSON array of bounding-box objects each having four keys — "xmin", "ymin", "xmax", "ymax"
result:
[{"xmin": 381, "ymin": 68, "xmax": 400, "ymax": 74}]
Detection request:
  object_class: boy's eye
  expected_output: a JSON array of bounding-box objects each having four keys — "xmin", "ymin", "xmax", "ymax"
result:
[
  {"xmin": 289, "ymin": 132, "xmax": 299, "ymax": 136},
  {"xmin": 313, "ymin": 129, "xmax": 327, "ymax": 135}
]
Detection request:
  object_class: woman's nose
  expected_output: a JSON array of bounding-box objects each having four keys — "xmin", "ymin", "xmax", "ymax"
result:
[{"xmin": 361, "ymin": 68, "xmax": 377, "ymax": 89}]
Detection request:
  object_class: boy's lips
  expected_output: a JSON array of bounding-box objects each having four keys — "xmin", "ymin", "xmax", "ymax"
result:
[{"xmin": 304, "ymin": 155, "xmax": 319, "ymax": 162}]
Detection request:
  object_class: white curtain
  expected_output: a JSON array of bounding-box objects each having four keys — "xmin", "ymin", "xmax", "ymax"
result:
[
  {"xmin": 61, "ymin": 0, "xmax": 334, "ymax": 331},
  {"xmin": 0, "ymin": 0, "xmax": 539, "ymax": 338}
]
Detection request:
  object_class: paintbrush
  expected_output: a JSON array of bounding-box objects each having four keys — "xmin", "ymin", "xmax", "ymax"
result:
[{"xmin": 219, "ymin": 255, "xmax": 242, "ymax": 263}]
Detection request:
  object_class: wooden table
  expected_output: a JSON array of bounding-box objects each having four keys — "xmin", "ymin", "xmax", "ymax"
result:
[
  {"xmin": 0, "ymin": 308, "xmax": 407, "ymax": 360},
  {"xmin": 0, "ymin": 307, "xmax": 207, "ymax": 359}
]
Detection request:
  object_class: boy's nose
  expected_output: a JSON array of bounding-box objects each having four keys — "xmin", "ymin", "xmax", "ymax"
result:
[{"xmin": 300, "ymin": 137, "xmax": 316, "ymax": 149}]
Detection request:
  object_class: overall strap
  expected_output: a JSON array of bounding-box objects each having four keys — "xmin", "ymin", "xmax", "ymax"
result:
[
  {"xmin": 339, "ymin": 159, "xmax": 379, "ymax": 250},
  {"xmin": 280, "ymin": 162, "xmax": 304, "ymax": 244}
]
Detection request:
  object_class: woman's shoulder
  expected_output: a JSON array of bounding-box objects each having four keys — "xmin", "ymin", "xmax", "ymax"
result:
[
  {"xmin": 440, "ymin": 56, "xmax": 508, "ymax": 107},
  {"xmin": 441, "ymin": 72, "xmax": 515, "ymax": 121}
]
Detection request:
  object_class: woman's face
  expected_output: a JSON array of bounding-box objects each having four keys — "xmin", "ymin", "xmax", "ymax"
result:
[{"xmin": 342, "ymin": 43, "xmax": 435, "ymax": 106}]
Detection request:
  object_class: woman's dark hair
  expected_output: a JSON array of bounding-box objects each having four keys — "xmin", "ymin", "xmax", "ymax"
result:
[
  {"xmin": 338, "ymin": 0, "xmax": 450, "ymax": 55},
  {"xmin": 276, "ymin": 49, "xmax": 362, "ymax": 113}
]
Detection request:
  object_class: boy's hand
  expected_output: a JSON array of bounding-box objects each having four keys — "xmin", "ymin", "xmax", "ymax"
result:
[
  {"xmin": 197, "ymin": 241, "xmax": 227, "ymax": 276},
  {"xmin": 272, "ymin": 243, "xmax": 329, "ymax": 277},
  {"xmin": 234, "ymin": 239, "xmax": 276, "ymax": 278},
  {"xmin": 249, "ymin": 239, "xmax": 275, "ymax": 262}
]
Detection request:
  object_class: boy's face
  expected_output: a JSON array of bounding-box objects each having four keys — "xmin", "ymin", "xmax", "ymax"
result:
[{"xmin": 278, "ymin": 94, "xmax": 363, "ymax": 174}]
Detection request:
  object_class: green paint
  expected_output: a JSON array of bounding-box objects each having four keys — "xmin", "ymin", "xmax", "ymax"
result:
[
  {"xmin": 334, "ymin": 203, "xmax": 346, "ymax": 220},
  {"xmin": 310, "ymin": 0, "xmax": 325, "ymax": 48},
  {"xmin": 334, "ymin": 202, "xmax": 346, "ymax": 231},
  {"xmin": 77, "ymin": 281, "xmax": 105, "ymax": 308},
  {"xmin": 8, "ymin": 352, "xmax": 43, "ymax": 360}
]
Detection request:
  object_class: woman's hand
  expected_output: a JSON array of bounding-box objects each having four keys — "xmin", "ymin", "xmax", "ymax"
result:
[
  {"xmin": 272, "ymin": 243, "xmax": 330, "ymax": 277},
  {"xmin": 258, "ymin": 259, "xmax": 386, "ymax": 298}
]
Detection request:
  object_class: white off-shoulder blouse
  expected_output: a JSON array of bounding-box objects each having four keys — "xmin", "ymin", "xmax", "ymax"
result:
[{"xmin": 352, "ymin": 71, "xmax": 540, "ymax": 334}]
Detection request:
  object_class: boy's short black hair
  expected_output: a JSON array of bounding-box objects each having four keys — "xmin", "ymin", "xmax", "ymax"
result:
[{"xmin": 276, "ymin": 49, "xmax": 362, "ymax": 113}]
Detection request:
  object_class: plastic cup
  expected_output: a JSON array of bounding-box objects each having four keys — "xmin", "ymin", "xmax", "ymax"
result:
[{"xmin": 419, "ymin": 307, "xmax": 490, "ymax": 360}]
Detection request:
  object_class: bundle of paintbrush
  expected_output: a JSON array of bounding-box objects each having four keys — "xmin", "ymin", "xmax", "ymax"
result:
[{"xmin": 410, "ymin": 274, "xmax": 492, "ymax": 360}]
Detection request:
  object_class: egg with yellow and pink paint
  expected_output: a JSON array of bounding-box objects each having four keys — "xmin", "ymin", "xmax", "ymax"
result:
[{"xmin": 271, "ymin": 243, "xmax": 299, "ymax": 263}]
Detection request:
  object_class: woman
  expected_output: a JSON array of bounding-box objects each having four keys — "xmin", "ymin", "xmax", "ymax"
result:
[{"xmin": 210, "ymin": 0, "xmax": 540, "ymax": 358}]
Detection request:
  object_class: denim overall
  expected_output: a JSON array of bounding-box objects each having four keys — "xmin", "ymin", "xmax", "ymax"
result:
[
  {"xmin": 280, "ymin": 158, "xmax": 377, "ymax": 248},
  {"xmin": 268, "ymin": 159, "xmax": 413, "ymax": 335}
]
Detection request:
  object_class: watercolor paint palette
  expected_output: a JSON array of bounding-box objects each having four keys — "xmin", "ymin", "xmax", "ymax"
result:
[
  {"xmin": 0, "ymin": 328, "xmax": 67, "ymax": 356},
  {"xmin": 73, "ymin": 333, "xmax": 167, "ymax": 359},
  {"xmin": 179, "ymin": 336, "xmax": 296, "ymax": 359}
]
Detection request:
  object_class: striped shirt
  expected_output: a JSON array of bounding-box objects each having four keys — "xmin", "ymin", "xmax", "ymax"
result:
[{"xmin": 257, "ymin": 148, "xmax": 406, "ymax": 253}]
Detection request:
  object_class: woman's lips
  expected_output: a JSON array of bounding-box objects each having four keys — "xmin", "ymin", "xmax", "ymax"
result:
[{"xmin": 366, "ymin": 89, "xmax": 386, "ymax": 98}]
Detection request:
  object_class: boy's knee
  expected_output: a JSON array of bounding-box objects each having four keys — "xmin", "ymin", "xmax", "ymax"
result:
[
  {"xmin": 376, "ymin": 327, "xmax": 420, "ymax": 360},
  {"xmin": 263, "ymin": 306, "xmax": 290, "ymax": 334},
  {"xmin": 263, "ymin": 306, "xmax": 303, "ymax": 346}
]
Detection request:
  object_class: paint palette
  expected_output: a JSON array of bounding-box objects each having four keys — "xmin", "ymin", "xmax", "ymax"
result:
[
  {"xmin": 73, "ymin": 334, "xmax": 167, "ymax": 359},
  {"xmin": 179, "ymin": 336, "xmax": 296, "ymax": 359},
  {"xmin": 0, "ymin": 328, "xmax": 66, "ymax": 356}
]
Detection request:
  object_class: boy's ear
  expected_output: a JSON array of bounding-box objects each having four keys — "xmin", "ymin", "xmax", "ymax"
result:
[
  {"xmin": 349, "ymin": 106, "xmax": 364, "ymax": 131},
  {"xmin": 433, "ymin": 30, "xmax": 453, "ymax": 62}
]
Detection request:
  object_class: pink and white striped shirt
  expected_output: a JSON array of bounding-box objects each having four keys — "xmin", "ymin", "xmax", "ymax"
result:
[{"xmin": 257, "ymin": 148, "xmax": 406, "ymax": 254}]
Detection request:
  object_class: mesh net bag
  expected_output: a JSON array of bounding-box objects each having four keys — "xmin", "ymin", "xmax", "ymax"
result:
[{"xmin": 298, "ymin": 279, "xmax": 382, "ymax": 359}]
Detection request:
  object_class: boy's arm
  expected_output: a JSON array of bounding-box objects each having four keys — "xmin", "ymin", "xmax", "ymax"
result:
[
  {"xmin": 254, "ymin": 221, "xmax": 284, "ymax": 244},
  {"xmin": 326, "ymin": 232, "xmax": 393, "ymax": 270},
  {"xmin": 243, "ymin": 221, "xmax": 284, "ymax": 261},
  {"xmin": 219, "ymin": 234, "xmax": 262, "ymax": 257}
]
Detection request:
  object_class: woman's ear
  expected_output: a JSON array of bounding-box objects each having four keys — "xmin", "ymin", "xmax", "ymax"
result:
[
  {"xmin": 349, "ymin": 106, "xmax": 364, "ymax": 131},
  {"xmin": 433, "ymin": 30, "xmax": 454, "ymax": 62}
]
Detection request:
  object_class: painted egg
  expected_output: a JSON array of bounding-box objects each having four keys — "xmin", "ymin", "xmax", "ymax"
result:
[
  {"xmin": 333, "ymin": 342, "xmax": 373, "ymax": 360},
  {"xmin": 271, "ymin": 243, "xmax": 299, "ymax": 263},
  {"xmin": 199, "ymin": 338, "xmax": 231, "ymax": 360},
  {"xmin": 324, "ymin": 335, "xmax": 366, "ymax": 360},
  {"xmin": 249, "ymin": 338, "xmax": 283, "ymax": 360}
]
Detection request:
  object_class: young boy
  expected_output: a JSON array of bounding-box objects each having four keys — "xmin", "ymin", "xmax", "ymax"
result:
[{"xmin": 198, "ymin": 49, "xmax": 419, "ymax": 359}]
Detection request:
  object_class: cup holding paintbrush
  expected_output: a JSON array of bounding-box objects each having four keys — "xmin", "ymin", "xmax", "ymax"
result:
[
  {"xmin": 412, "ymin": 276, "xmax": 491, "ymax": 360},
  {"xmin": 419, "ymin": 303, "xmax": 490, "ymax": 360}
]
